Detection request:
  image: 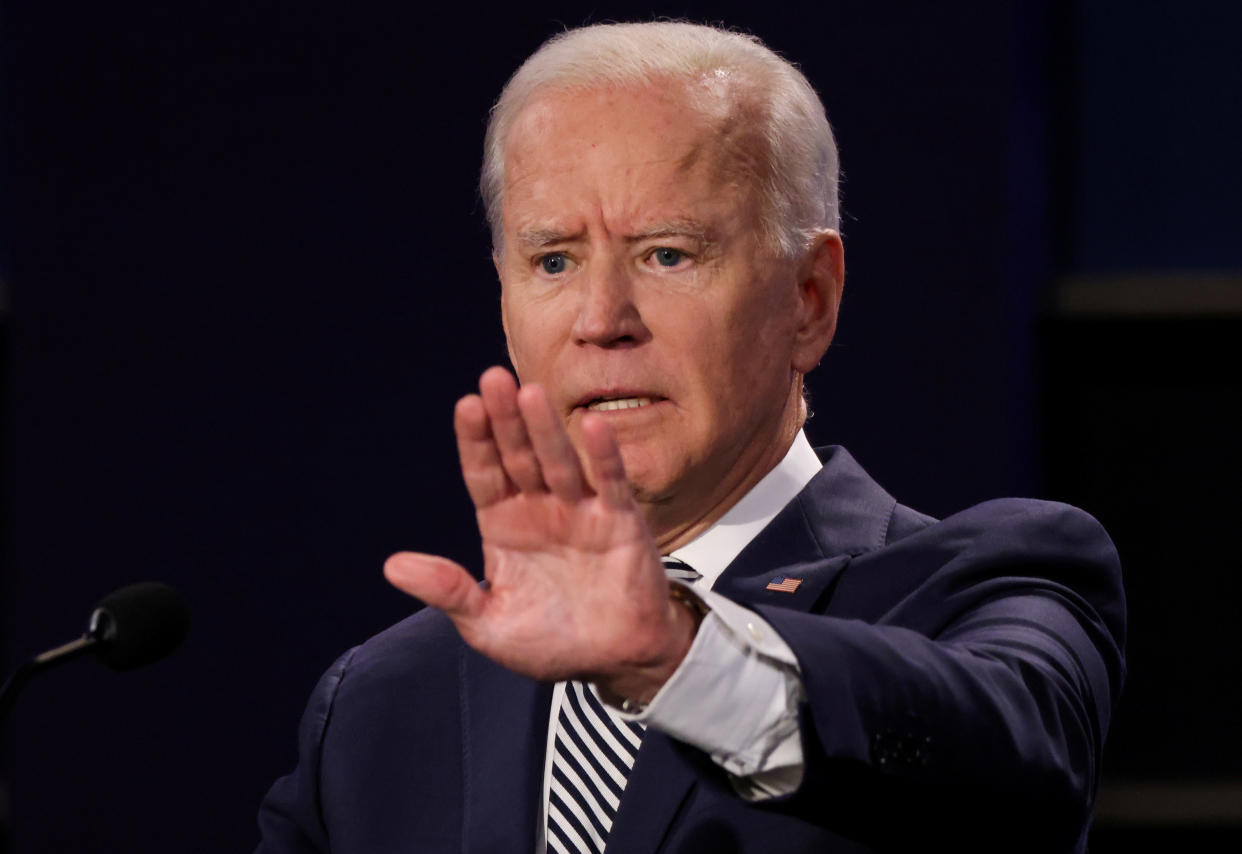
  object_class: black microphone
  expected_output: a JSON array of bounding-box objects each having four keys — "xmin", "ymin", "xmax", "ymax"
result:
[{"xmin": 0, "ymin": 582, "xmax": 190, "ymax": 725}]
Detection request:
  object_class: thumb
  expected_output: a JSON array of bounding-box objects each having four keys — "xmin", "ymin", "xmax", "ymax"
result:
[{"xmin": 384, "ymin": 552, "xmax": 486, "ymax": 621}]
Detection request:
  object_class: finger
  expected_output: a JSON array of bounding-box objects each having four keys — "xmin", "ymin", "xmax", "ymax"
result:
[
  {"xmin": 454, "ymin": 393, "xmax": 515, "ymax": 508},
  {"xmin": 479, "ymin": 366, "xmax": 547, "ymax": 493},
  {"xmin": 580, "ymin": 412, "xmax": 633, "ymax": 509},
  {"xmin": 517, "ymin": 384, "xmax": 585, "ymax": 502},
  {"xmin": 384, "ymin": 551, "xmax": 486, "ymax": 623}
]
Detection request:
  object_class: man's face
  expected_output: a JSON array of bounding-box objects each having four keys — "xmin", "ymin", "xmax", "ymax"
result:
[{"xmin": 496, "ymin": 81, "xmax": 817, "ymax": 536}]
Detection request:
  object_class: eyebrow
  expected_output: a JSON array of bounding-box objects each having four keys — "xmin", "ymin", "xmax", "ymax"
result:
[
  {"xmin": 514, "ymin": 227, "xmax": 585, "ymax": 250},
  {"xmin": 513, "ymin": 219, "xmax": 714, "ymax": 250},
  {"xmin": 625, "ymin": 219, "xmax": 712, "ymax": 244}
]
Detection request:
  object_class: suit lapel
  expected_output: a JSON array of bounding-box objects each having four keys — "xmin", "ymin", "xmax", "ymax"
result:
[
  {"xmin": 715, "ymin": 445, "xmax": 897, "ymax": 613},
  {"xmin": 712, "ymin": 496, "xmax": 848, "ymax": 612},
  {"xmin": 459, "ymin": 646, "xmax": 552, "ymax": 853},
  {"xmin": 604, "ymin": 729, "xmax": 699, "ymax": 853}
]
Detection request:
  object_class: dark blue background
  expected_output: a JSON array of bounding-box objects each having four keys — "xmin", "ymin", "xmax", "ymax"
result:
[{"xmin": 2, "ymin": 2, "xmax": 1239, "ymax": 851}]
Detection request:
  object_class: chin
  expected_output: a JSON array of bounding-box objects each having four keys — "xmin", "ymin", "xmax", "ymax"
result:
[{"xmin": 616, "ymin": 444, "xmax": 684, "ymax": 505}]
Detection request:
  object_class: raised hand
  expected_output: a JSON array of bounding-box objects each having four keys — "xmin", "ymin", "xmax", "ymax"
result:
[{"xmin": 384, "ymin": 367, "xmax": 698, "ymax": 703}]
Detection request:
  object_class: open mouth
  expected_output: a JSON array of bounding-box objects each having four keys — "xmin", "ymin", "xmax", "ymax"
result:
[{"xmin": 586, "ymin": 396, "xmax": 656, "ymax": 412}]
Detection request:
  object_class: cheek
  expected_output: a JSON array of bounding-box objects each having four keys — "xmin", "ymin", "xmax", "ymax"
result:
[
  {"xmin": 714, "ymin": 293, "xmax": 799, "ymax": 405},
  {"xmin": 666, "ymin": 321, "xmax": 761, "ymax": 438},
  {"xmin": 720, "ymin": 284, "xmax": 793, "ymax": 359},
  {"xmin": 503, "ymin": 295, "xmax": 563, "ymax": 374}
]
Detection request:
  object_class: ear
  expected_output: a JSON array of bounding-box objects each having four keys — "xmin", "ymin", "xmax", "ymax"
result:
[
  {"xmin": 790, "ymin": 230, "xmax": 845, "ymax": 375},
  {"xmin": 494, "ymin": 249, "xmax": 521, "ymax": 375}
]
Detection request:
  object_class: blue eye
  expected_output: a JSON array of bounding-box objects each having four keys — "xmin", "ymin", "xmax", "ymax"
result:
[
  {"xmin": 539, "ymin": 253, "xmax": 567, "ymax": 275},
  {"xmin": 652, "ymin": 248, "xmax": 684, "ymax": 267}
]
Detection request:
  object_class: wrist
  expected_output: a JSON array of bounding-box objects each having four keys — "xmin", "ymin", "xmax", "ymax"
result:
[{"xmin": 599, "ymin": 584, "xmax": 706, "ymax": 711}]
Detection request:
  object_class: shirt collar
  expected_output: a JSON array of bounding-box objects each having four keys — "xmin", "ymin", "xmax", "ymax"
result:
[{"xmin": 669, "ymin": 430, "xmax": 822, "ymax": 591}]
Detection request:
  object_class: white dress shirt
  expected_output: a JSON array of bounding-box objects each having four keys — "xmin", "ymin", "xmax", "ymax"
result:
[{"xmin": 537, "ymin": 431, "xmax": 822, "ymax": 850}]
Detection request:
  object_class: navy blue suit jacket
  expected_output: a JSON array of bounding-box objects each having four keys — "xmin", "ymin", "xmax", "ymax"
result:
[{"xmin": 256, "ymin": 447, "xmax": 1126, "ymax": 852}]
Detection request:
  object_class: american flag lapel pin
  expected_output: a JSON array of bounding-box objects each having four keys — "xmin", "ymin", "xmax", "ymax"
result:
[{"xmin": 765, "ymin": 575, "xmax": 803, "ymax": 593}]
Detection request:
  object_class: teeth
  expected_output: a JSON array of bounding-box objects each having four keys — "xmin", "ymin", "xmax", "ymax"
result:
[{"xmin": 588, "ymin": 397, "xmax": 654, "ymax": 412}]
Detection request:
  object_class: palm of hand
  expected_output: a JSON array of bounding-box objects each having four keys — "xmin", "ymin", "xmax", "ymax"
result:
[
  {"xmin": 471, "ymin": 491, "xmax": 669, "ymax": 681},
  {"xmin": 384, "ymin": 367, "xmax": 693, "ymax": 696}
]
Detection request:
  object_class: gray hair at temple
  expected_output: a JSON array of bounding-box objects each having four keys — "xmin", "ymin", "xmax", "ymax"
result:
[{"xmin": 479, "ymin": 21, "xmax": 840, "ymax": 258}]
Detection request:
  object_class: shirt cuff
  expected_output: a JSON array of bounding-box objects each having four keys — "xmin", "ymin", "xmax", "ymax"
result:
[{"xmin": 609, "ymin": 585, "xmax": 806, "ymax": 800}]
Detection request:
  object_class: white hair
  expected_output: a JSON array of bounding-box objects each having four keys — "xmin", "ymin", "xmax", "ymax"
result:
[{"xmin": 480, "ymin": 21, "xmax": 840, "ymax": 257}]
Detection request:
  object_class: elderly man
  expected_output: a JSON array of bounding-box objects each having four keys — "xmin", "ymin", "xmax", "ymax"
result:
[{"xmin": 257, "ymin": 21, "xmax": 1124, "ymax": 854}]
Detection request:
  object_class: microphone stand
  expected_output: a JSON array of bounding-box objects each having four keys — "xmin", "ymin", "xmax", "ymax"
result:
[{"xmin": 0, "ymin": 610, "xmax": 110, "ymax": 727}]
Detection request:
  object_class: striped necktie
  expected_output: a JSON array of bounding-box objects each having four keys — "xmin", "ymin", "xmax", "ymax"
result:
[
  {"xmin": 660, "ymin": 556, "xmax": 701, "ymax": 584},
  {"xmin": 546, "ymin": 557, "xmax": 701, "ymax": 854}
]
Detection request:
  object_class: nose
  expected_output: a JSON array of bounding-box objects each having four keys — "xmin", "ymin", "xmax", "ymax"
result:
[{"xmin": 570, "ymin": 259, "xmax": 651, "ymax": 348}]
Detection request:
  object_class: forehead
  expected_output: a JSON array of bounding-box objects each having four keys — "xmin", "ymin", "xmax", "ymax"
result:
[{"xmin": 500, "ymin": 81, "xmax": 766, "ymax": 231}]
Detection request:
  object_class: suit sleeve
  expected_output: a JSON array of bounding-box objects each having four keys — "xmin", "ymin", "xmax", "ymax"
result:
[
  {"xmin": 757, "ymin": 500, "xmax": 1126, "ymax": 851},
  {"xmin": 255, "ymin": 648, "xmax": 357, "ymax": 854}
]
